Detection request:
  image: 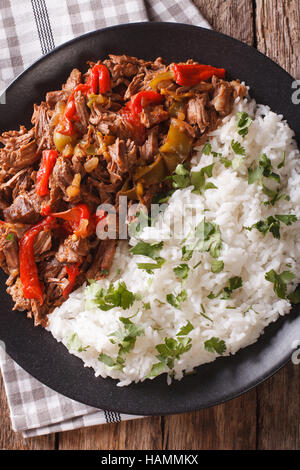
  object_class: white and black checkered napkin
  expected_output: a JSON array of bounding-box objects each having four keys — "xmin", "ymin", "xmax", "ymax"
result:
[{"xmin": 0, "ymin": 0, "xmax": 210, "ymax": 437}]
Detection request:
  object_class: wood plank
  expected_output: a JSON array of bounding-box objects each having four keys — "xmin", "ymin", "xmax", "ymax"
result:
[
  {"xmin": 256, "ymin": 0, "xmax": 300, "ymax": 78},
  {"xmin": 257, "ymin": 362, "xmax": 300, "ymax": 449},
  {"xmin": 193, "ymin": 0, "xmax": 254, "ymax": 45},
  {"xmin": 164, "ymin": 390, "xmax": 257, "ymax": 450},
  {"xmin": 255, "ymin": 0, "xmax": 300, "ymax": 450},
  {"xmin": 0, "ymin": 373, "xmax": 55, "ymax": 450},
  {"xmin": 58, "ymin": 417, "xmax": 162, "ymax": 450}
]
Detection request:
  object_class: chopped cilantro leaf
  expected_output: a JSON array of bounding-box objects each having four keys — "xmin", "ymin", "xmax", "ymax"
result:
[
  {"xmin": 99, "ymin": 317, "xmax": 144, "ymax": 371},
  {"xmin": 211, "ymin": 259, "xmax": 224, "ymax": 273},
  {"xmin": 204, "ymin": 337, "xmax": 226, "ymax": 355},
  {"xmin": 191, "ymin": 164, "xmax": 217, "ymax": 195},
  {"xmin": 166, "ymin": 290, "xmax": 187, "ymax": 309},
  {"xmin": 168, "ymin": 163, "xmax": 190, "ymax": 189},
  {"xmin": 6, "ymin": 233, "xmax": 14, "ymax": 242},
  {"xmin": 137, "ymin": 257, "xmax": 166, "ymax": 274},
  {"xmin": 94, "ymin": 281, "xmax": 137, "ymax": 311},
  {"xmin": 236, "ymin": 112, "xmax": 252, "ymax": 137},
  {"xmin": 265, "ymin": 269, "xmax": 295, "ymax": 299},
  {"xmin": 246, "ymin": 214, "xmax": 297, "ymax": 239},
  {"xmin": 277, "ymin": 151, "xmax": 286, "ymax": 169},
  {"xmin": 177, "ymin": 320, "xmax": 194, "ymax": 336},
  {"xmin": 208, "ymin": 276, "xmax": 243, "ymax": 300},
  {"xmin": 186, "ymin": 218, "xmax": 222, "ymax": 259},
  {"xmin": 288, "ymin": 286, "xmax": 300, "ymax": 304},
  {"xmin": 181, "ymin": 245, "xmax": 193, "ymax": 261},
  {"xmin": 130, "ymin": 241, "xmax": 164, "ymax": 260},
  {"xmin": 67, "ymin": 333, "xmax": 89, "ymax": 352},
  {"xmin": 231, "ymin": 140, "xmax": 245, "ymax": 155},
  {"xmin": 147, "ymin": 322, "xmax": 194, "ymax": 378},
  {"xmin": 202, "ymin": 142, "xmax": 212, "ymax": 155},
  {"xmin": 173, "ymin": 263, "xmax": 190, "ymax": 280}
]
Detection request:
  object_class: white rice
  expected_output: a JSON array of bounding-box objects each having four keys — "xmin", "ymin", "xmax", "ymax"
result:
[{"xmin": 47, "ymin": 94, "xmax": 300, "ymax": 386}]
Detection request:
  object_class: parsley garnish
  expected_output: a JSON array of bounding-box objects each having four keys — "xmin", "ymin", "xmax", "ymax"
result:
[
  {"xmin": 181, "ymin": 245, "xmax": 193, "ymax": 261},
  {"xmin": 173, "ymin": 263, "xmax": 190, "ymax": 280},
  {"xmin": 265, "ymin": 269, "xmax": 295, "ymax": 299},
  {"xmin": 262, "ymin": 187, "xmax": 290, "ymax": 206},
  {"xmin": 193, "ymin": 260, "xmax": 202, "ymax": 269},
  {"xmin": 248, "ymin": 153, "xmax": 280, "ymax": 185},
  {"xmin": 168, "ymin": 162, "xmax": 217, "ymax": 195},
  {"xmin": 208, "ymin": 276, "xmax": 243, "ymax": 299},
  {"xmin": 130, "ymin": 241, "xmax": 165, "ymax": 274},
  {"xmin": 204, "ymin": 337, "xmax": 226, "ymax": 355},
  {"xmin": 247, "ymin": 153, "xmax": 288, "ymax": 205},
  {"xmin": 200, "ymin": 304, "xmax": 213, "ymax": 322},
  {"xmin": 231, "ymin": 140, "xmax": 245, "ymax": 155},
  {"xmin": 202, "ymin": 142, "xmax": 212, "ymax": 155},
  {"xmin": 246, "ymin": 214, "xmax": 297, "ymax": 239},
  {"xmin": 94, "ymin": 281, "xmax": 137, "ymax": 311},
  {"xmin": 166, "ymin": 290, "xmax": 187, "ymax": 309},
  {"xmin": 277, "ymin": 151, "xmax": 286, "ymax": 169},
  {"xmin": 190, "ymin": 164, "xmax": 218, "ymax": 194},
  {"xmin": 137, "ymin": 258, "xmax": 166, "ymax": 274},
  {"xmin": 98, "ymin": 317, "xmax": 144, "ymax": 371},
  {"xmin": 168, "ymin": 163, "xmax": 190, "ymax": 189},
  {"xmin": 67, "ymin": 333, "xmax": 89, "ymax": 352},
  {"xmin": 236, "ymin": 112, "xmax": 252, "ymax": 137},
  {"xmin": 130, "ymin": 241, "xmax": 163, "ymax": 259},
  {"xmin": 147, "ymin": 321, "xmax": 194, "ymax": 378},
  {"xmin": 186, "ymin": 218, "xmax": 222, "ymax": 259},
  {"xmin": 211, "ymin": 259, "xmax": 224, "ymax": 273},
  {"xmin": 288, "ymin": 286, "xmax": 300, "ymax": 304}
]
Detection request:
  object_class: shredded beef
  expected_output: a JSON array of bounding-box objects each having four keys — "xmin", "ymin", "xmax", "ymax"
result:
[
  {"xmin": 32, "ymin": 102, "xmax": 54, "ymax": 152},
  {"xmin": 3, "ymin": 190, "xmax": 42, "ymax": 224},
  {"xmin": 0, "ymin": 127, "xmax": 39, "ymax": 172},
  {"xmin": 0, "ymin": 54, "xmax": 247, "ymax": 326}
]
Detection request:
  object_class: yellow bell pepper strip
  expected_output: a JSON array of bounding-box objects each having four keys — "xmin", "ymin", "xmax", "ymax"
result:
[
  {"xmin": 134, "ymin": 155, "xmax": 166, "ymax": 185},
  {"xmin": 35, "ymin": 150, "xmax": 58, "ymax": 197},
  {"xmin": 119, "ymin": 179, "xmax": 138, "ymax": 201},
  {"xmin": 160, "ymin": 118, "xmax": 193, "ymax": 173},
  {"xmin": 172, "ymin": 64, "xmax": 226, "ymax": 87},
  {"xmin": 149, "ymin": 71, "xmax": 174, "ymax": 90}
]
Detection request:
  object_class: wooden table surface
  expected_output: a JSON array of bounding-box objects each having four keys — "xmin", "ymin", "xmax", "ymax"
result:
[{"xmin": 1, "ymin": 0, "xmax": 300, "ymax": 450}]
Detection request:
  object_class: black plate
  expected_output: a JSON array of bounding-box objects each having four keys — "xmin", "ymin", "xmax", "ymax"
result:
[{"xmin": 0, "ymin": 23, "xmax": 299, "ymax": 415}]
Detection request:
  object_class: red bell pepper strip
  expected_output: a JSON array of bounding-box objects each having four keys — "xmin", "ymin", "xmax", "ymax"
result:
[
  {"xmin": 57, "ymin": 64, "xmax": 111, "ymax": 136},
  {"xmin": 172, "ymin": 64, "xmax": 226, "ymax": 87},
  {"xmin": 62, "ymin": 262, "xmax": 81, "ymax": 298},
  {"xmin": 51, "ymin": 204, "xmax": 91, "ymax": 238},
  {"xmin": 36, "ymin": 150, "xmax": 58, "ymax": 197},
  {"xmin": 120, "ymin": 105, "xmax": 146, "ymax": 146},
  {"xmin": 56, "ymin": 99, "xmax": 79, "ymax": 136},
  {"xmin": 86, "ymin": 64, "xmax": 111, "ymax": 95},
  {"xmin": 120, "ymin": 91, "xmax": 163, "ymax": 145},
  {"xmin": 127, "ymin": 91, "xmax": 164, "ymax": 115},
  {"xmin": 19, "ymin": 216, "xmax": 56, "ymax": 305}
]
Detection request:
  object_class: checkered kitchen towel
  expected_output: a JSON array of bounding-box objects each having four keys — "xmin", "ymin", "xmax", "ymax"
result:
[{"xmin": 0, "ymin": 0, "xmax": 210, "ymax": 437}]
